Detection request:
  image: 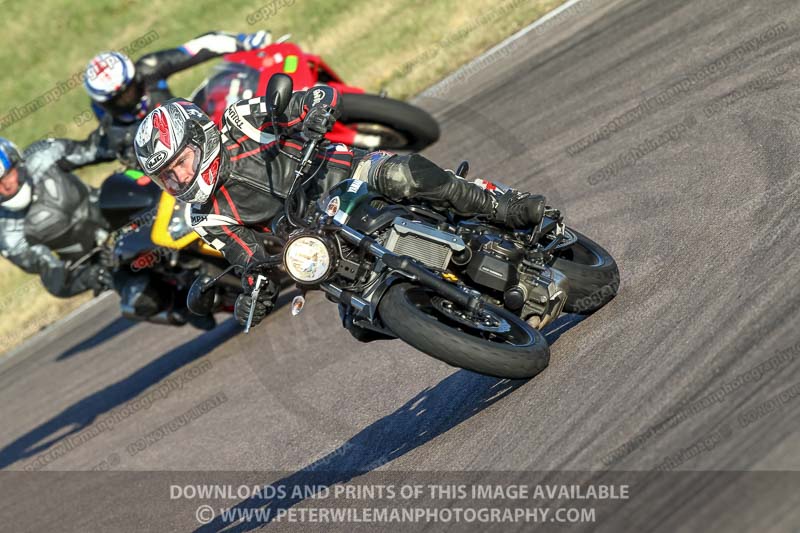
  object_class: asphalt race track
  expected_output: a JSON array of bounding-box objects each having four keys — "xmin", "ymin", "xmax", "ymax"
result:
[{"xmin": 2, "ymin": 0, "xmax": 800, "ymax": 531}]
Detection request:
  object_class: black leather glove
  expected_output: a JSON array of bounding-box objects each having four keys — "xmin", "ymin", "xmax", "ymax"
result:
[
  {"xmin": 85, "ymin": 264, "xmax": 114, "ymax": 294},
  {"xmin": 234, "ymin": 275, "xmax": 278, "ymax": 328},
  {"xmin": 100, "ymin": 116, "xmax": 140, "ymax": 168},
  {"xmin": 234, "ymin": 293, "xmax": 269, "ymax": 327},
  {"xmin": 302, "ymin": 105, "xmax": 336, "ymax": 141}
]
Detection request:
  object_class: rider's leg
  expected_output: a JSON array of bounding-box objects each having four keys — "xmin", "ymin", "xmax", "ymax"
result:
[{"xmin": 352, "ymin": 152, "xmax": 545, "ymax": 228}]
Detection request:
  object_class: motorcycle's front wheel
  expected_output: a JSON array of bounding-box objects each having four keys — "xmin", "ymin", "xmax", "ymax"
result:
[
  {"xmin": 338, "ymin": 93, "xmax": 440, "ymax": 151},
  {"xmin": 378, "ymin": 283, "xmax": 550, "ymax": 379}
]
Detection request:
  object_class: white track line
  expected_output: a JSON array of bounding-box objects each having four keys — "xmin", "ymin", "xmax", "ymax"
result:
[
  {"xmin": 421, "ymin": 0, "xmax": 590, "ymax": 97},
  {"xmin": 0, "ymin": 291, "xmax": 115, "ymax": 366}
]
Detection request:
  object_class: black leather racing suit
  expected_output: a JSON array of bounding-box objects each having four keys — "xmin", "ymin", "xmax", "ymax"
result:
[
  {"xmin": 191, "ymin": 86, "xmax": 500, "ymax": 270},
  {"xmin": 0, "ymin": 134, "xmax": 115, "ymax": 296}
]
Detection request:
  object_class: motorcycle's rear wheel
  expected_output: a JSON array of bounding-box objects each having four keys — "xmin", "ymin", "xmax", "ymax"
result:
[
  {"xmin": 552, "ymin": 228, "xmax": 619, "ymax": 314},
  {"xmin": 379, "ymin": 283, "xmax": 549, "ymax": 379},
  {"xmin": 339, "ymin": 93, "xmax": 440, "ymax": 151}
]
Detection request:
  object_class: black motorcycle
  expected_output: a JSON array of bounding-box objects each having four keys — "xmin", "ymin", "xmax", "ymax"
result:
[
  {"xmin": 26, "ymin": 168, "xmax": 241, "ymax": 328},
  {"xmin": 198, "ymin": 74, "xmax": 619, "ymax": 379}
]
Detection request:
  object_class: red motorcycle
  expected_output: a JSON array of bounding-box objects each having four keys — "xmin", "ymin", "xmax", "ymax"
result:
[{"xmin": 191, "ymin": 36, "xmax": 440, "ymax": 151}]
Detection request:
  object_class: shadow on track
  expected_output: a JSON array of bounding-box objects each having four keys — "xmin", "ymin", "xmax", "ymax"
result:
[
  {"xmin": 56, "ymin": 317, "xmax": 138, "ymax": 361},
  {"xmin": 0, "ymin": 318, "xmax": 240, "ymax": 470},
  {"xmin": 195, "ymin": 370, "xmax": 524, "ymax": 532},
  {"xmin": 542, "ymin": 313, "xmax": 587, "ymax": 344},
  {"xmin": 194, "ymin": 317, "xmax": 581, "ymax": 532}
]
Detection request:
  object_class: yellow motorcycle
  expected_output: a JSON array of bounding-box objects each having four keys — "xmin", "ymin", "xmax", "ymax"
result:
[{"xmin": 97, "ymin": 170, "xmax": 246, "ymax": 328}]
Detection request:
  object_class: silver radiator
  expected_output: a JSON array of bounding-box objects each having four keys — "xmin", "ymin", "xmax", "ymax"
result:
[{"xmin": 383, "ymin": 218, "xmax": 466, "ymax": 271}]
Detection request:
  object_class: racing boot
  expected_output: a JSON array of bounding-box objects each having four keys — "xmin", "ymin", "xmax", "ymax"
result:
[
  {"xmin": 442, "ymin": 176, "xmax": 545, "ymax": 229},
  {"xmin": 364, "ymin": 153, "xmax": 545, "ymax": 229}
]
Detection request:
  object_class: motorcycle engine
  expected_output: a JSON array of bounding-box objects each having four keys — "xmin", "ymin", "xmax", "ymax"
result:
[
  {"xmin": 513, "ymin": 266, "xmax": 569, "ymax": 329},
  {"xmin": 461, "ymin": 231, "xmax": 569, "ymax": 329},
  {"xmin": 382, "ymin": 218, "xmax": 570, "ymax": 330},
  {"xmin": 461, "ymin": 234, "xmax": 521, "ymax": 291}
]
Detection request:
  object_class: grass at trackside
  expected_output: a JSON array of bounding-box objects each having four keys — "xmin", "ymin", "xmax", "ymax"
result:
[{"xmin": 0, "ymin": 0, "xmax": 566, "ymax": 352}]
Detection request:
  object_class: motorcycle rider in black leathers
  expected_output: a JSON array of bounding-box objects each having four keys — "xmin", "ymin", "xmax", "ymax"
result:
[
  {"xmin": 83, "ymin": 30, "xmax": 271, "ymax": 165},
  {"xmin": 0, "ymin": 136, "xmax": 115, "ymax": 297},
  {"xmin": 133, "ymin": 90, "xmax": 546, "ymax": 329}
]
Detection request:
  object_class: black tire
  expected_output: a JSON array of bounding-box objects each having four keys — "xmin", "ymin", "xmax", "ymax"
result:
[
  {"xmin": 552, "ymin": 228, "xmax": 619, "ymax": 314},
  {"xmin": 378, "ymin": 283, "xmax": 550, "ymax": 379},
  {"xmin": 339, "ymin": 93, "xmax": 440, "ymax": 151}
]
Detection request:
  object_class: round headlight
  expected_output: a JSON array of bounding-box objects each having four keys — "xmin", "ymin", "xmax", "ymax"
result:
[{"xmin": 284, "ymin": 236, "xmax": 333, "ymax": 284}]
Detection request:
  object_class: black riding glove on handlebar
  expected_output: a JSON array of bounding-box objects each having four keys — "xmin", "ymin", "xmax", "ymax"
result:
[
  {"xmin": 302, "ymin": 105, "xmax": 337, "ymax": 141},
  {"xmin": 233, "ymin": 274, "xmax": 278, "ymax": 328},
  {"xmin": 38, "ymin": 260, "xmax": 113, "ymax": 298},
  {"xmin": 99, "ymin": 115, "xmax": 141, "ymax": 169},
  {"xmin": 86, "ymin": 264, "xmax": 114, "ymax": 294}
]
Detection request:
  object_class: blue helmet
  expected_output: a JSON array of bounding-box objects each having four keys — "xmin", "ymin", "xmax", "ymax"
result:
[
  {"xmin": 0, "ymin": 138, "xmax": 30, "ymax": 211},
  {"xmin": 0, "ymin": 138, "xmax": 21, "ymax": 175}
]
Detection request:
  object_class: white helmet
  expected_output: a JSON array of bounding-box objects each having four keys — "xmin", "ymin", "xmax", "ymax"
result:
[
  {"xmin": 84, "ymin": 52, "xmax": 142, "ymax": 117},
  {"xmin": 134, "ymin": 99, "xmax": 222, "ymax": 204}
]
